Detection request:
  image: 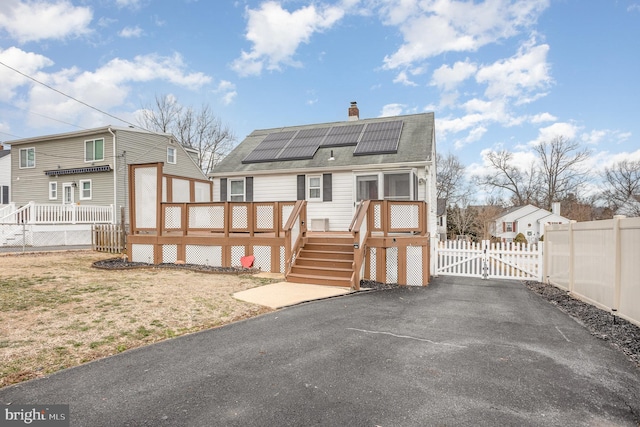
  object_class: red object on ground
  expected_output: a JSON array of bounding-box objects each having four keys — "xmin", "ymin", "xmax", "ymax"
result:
[{"xmin": 240, "ymin": 255, "xmax": 255, "ymax": 268}]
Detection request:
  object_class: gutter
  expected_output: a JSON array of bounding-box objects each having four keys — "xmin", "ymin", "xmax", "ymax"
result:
[{"xmin": 108, "ymin": 127, "xmax": 117, "ymax": 225}]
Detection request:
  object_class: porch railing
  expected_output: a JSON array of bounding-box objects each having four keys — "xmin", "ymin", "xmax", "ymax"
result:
[
  {"xmin": 350, "ymin": 200, "xmax": 371, "ymax": 290},
  {"xmin": 0, "ymin": 202, "xmax": 113, "ymax": 224}
]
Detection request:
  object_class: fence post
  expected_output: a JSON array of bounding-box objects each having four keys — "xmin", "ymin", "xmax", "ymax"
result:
[
  {"xmin": 612, "ymin": 215, "xmax": 624, "ymax": 314},
  {"xmin": 568, "ymin": 220, "xmax": 576, "ymax": 294},
  {"xmin": 538, "ymin": 240, "xmax": 544, "ymax": 283}
]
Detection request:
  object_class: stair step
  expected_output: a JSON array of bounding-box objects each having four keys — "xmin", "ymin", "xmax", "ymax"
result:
[
  {"xmin": 294, "ymin": 257, "xmax": 353, "ymax": 268},
  {"xmin": 286, "ymin": 272, "xmax": 352, "ymax": 287},
  {"xmin": 290, "ymin": 265, "xmax": 352, "ymax": 278},
  {"xmin": 306, "ymin": 236, "xmax": 353, "ymax": 245},
  {"xmin": 303, "ymin": 243, "xmax": 354, "ymax": 252},
  {"xmin": 299, "ymin": 249, "xmax": 354, "ymax": 261}
]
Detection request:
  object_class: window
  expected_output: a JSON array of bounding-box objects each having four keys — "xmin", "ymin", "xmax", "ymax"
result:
[
  {"xmin": 85, "ymin": 139, "xmax": 104, "ymax": 162},
  {"xmin": 356, "ymin": 175, "xmax": 378, "ymax": 201},
  {"xmin": 79, "ymin": 180, "xmax": 92, "ymax": 200},
  {"xmin": 505, "ymin": 222, "xmax": 514, "ymax": 232},
  {"xmin": 19, "ymin": 147, "xmax": 35, "ymax": 168},
  {"xmin": 229, "ymin": 179, "xmax": 244, "ymax": 202},
  {"xmin": 49, "ymin": 182, "xmax": 58, "ymax": 200},
  {"xmin": 167, "ymin": 146, "xmax": 176, "ymax": 164},
  {"xmin": 384, "ymin": 173, "xmax": 410, "ymax": 200},
  {"xmin": 0, "ymin": 186, "xmax": 8, "ymax": 204},
  {"xmin": 308, "ymin": 175, "xmax": 321, "ymax": 201}
]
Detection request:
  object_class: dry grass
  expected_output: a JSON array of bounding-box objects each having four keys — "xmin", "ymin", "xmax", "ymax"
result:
[{"xmin": 0, "ymin": 250, "xmax": 276, "ymax": 388}]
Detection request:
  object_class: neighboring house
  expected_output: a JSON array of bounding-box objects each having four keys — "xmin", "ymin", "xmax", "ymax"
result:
[
  {"xmin": 436, "ymin": 198, "xmax": 447, "ymax": 241},
  {"xmin": 210, "ymin": 103, "xmax": 438, "ymax": 268},
  {"xmin": 493, "ymin": 203, "xmax": 569, "ymax": 243},
  {"xmin": 7, "ymin": 126, "xmax": 209, "ymax": 224},
  {"xmin": 0, "ymin": 144, "xmax": 9, "ymax": 205}
]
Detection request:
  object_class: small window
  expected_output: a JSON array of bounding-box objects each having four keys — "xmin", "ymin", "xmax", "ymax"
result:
[
  {"xmin": 79, "ymin": 180, "xmax": 92, "ymax": 200},
  {"xmin": 167, "ymin": 147, "xmax": 176, "ymax": 164},
  {"xmin": 85, "ymin": 139, "xmax": 104, "ymax": 162},
  {"xmin": 506, "ymin": 222, "xmax": 514, "ymax": 232},
  {"xmin": 49, "ymin": 182, "xmax": 58, "ymax": 200},
  {"xmin": 229, "ymin": 179, "xmax": 244, "ymax": 202},
  {"xmin": 308, "ymin": 175, "xmax": 321, "ymax": 201},
  {"xmin": 19, "ymin": 147, "xmax": 35, "ymax": 168}
]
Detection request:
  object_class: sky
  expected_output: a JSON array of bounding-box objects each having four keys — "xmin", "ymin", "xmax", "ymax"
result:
[{"xmin": 0, "ymin": 0, "xmax": 639, "ymax": 201}]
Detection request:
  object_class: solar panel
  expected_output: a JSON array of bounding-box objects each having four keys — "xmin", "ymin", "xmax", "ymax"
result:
[
  {"xmin": 242, "ymin": 131, "xmax": 296, "ymax": 163},
  {"xmin": 321, "ymin": 124, "xmax": 364, "ymax": 147},
  {"xmin": 353, "ymin": 120, "xmax": 403, "ymax": 155},
  {"xmin": 276, "ymin": 128, "xmax": 328, "ymax": 160}
]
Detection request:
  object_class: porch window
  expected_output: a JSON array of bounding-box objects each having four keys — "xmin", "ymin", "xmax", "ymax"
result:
[
  {"xmin": 384, "ymin": 172, "xmax": 410, "ymax": 200},
  {"xmin": 85, "ymin": 139, "xmax": 104, "ymax": 162},
  {"xmin": 308, "ymin": 175, "xmax": 321, "ymax": 201},
  {"xmin": 19, "ymin": 147, "xmax": 35, "ymax": 168},
  {"xmin": 167, "ymin": 146, "xmax": 176, "ymax": 164},
  {"xmin": 49, "ymin": 182, "xmax": 58, "ymax": 200},
  {"xmin": 229, "ymin": 179, "xmax": 245, "ymax": 202},
  {"xmin": 356, "ymin": 175, "xmax": 378, "ymax": 201},
  {"xmin": 79, "ymin": 180, "xmax": 92, "ymax": 200}
]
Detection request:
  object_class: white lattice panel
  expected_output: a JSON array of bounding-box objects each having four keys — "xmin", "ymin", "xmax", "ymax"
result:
[
  {"xmin": 280, "ymin": 246, "xmax": 285, "ymax": 273},
  {"xmin": 172, "ymin": 179, "xmax": 191, "ymax": 203},
  {"xmin": 135, "ymin": 167, "xmax": 157, "ymax": 228},
  {"xmin": 232, "ymin": 205, "xmax": 248, "ymax": 229},
  {"xmin": 390, "ymin": 204, "xmax": 419, "ymax": 229},
  {"xmin": 162, "ymin": 244, "xmax": 178, "ymax": 263},
  {"xmin": 253, "ymin": 245, "xmax": 272, "ymax": 271},
  {"xmin": 369, "ymin": 247, "xmax": 377, "ymax": 281},
  {"xmin": 256, "ymin": 205, "xmax": 274, "ymax": 229},
  {"xmin": 374, "ymin": 204, "xmax": 382, "ymax": 229},
  {"xmin": 281, "ymin": 205, "xmax": 294, "ymax": 228},
  {"xmin": 231, "ymin": 246, "xmax": 245, "ymax": 266},
  {"xmin": 406, "ymin": 246, "xmax": 423, "ymax": 286},
  {"xmin": 189, "ymin": 205, "xmax": 224, "ymax": 229},
  {"xmin": 386, "ymin": 247, "xmax": 398, "ymax": 284},
  {"xmin": 165, "ymin": 206, "xmax": 182, "ymax": 229},
  {"xmin": 131, "ymin": 244, "xmax": 154, "ymax": 263},
  {"xmin": 186, "ymin": 245, "xmax": 222, "ymax": 266}
]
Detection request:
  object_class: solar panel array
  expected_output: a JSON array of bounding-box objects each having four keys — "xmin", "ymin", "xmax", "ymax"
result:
[
  {"xmin": 353, "ymin": 120, "xmax": 403, "ymax": 156},
  {"xmin": 242, "ymin": 120, "xmax": 404, "ymax": 163}
]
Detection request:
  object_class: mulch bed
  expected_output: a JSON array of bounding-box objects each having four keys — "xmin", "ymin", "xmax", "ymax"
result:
[
  {"xmin": 92, "ymin": 257, "xmax": 259, "ymax": 274},
  {"xmin": 524, "ymin": 280, "xmax": 640, "ymax": 369}
]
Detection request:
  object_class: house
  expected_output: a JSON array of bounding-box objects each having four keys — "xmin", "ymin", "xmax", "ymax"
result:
[
  {"xmin": 493, "ymin": 203, "xmax": 569, "ymax": 243},
  {"xmin": 0, "ymin": 144, "xmax": 9, "ymax": 205},
  {"xmin": 436, "ymin": 198, "xmax": 447, "ymax": 240},
  {"xmin": 210, "ymin": 102, "xmax": 438, "ymax": 273},
  {"xmin": 6, "ymin": 126, "xmax": 210, "ymax": 224}
]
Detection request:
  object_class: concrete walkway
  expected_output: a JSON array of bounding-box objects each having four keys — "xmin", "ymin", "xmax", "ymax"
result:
[
  {"xmin": 234, "ymin": 280, "xmax": 353, "ymax": 308},
  {"xmin": 2, "ymin": 276, "xmax": 639, "ymax": 426}
]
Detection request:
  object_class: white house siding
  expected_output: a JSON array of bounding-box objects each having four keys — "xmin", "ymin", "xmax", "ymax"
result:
[
  {"xmin": 0, "ymin": 154, "xmax": 10, "ymax": 203},
  {"xmin": 306, "ymin": 171, "xmax": 353, "ymax": 231}
]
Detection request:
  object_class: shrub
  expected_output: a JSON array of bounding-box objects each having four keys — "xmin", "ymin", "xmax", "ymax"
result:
[{"xmin": 514, "ymin": 233, "xmax": 528, "ymax": 244}]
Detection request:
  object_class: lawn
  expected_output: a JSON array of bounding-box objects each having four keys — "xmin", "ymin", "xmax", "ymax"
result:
[{"xmin": 0, "ymin": 250, "xmax": 275, "ymax": 388}]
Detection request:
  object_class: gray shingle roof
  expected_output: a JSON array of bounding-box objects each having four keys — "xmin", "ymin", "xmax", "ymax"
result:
[
  {"xmin": 0, "ymin": 149, "xmax": 9, "ymax": 160},
  {"xmin": 211, "ymin": 112, "xmax": 434, "ymax": 176}
]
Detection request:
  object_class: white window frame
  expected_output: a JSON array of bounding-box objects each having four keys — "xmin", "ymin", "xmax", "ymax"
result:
[
  {"xmin": 505, "ymin": 222, "xmax": 514, "ymax": 232},
  {"xmin": 79, "ymin": 179, "xmax": 92, "ymax": 200},
  {"xmin": 19, "ymin": 147, "xmax": 35, "ymax": 169},
  {"xmin": 307, "ymin": 175, "xmax": 322, "ymax": 201},
  {"xmin": 229, "ymin": 178, "xmax": 245, "ymax": 202},
  {"xmin": 167, "ymin": 146, "xmax": 177, "ymax": 164},
  {"xmin": 49, "ymin": 182, "xmax": 58, "ymax": 200},
  {"xmin": 383, "ymin": 172, "xmax": 412, "ymax": 200},
  {"xmin": 84, "ymin": 138, "xmax": 104, "ymax": 162}
]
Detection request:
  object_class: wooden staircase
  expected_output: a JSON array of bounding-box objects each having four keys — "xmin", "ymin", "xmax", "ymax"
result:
[{"xmin": 287, "ymin": 234, "xmax": 354, "ymax": 287}]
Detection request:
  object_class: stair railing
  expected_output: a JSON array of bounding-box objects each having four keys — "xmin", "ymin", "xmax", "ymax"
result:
[
  {"xmin": 283, "ymin": 200, "xmax": 307, "ymax": 277},
  {"xmin": 349, "ymin": 200, "xmax": 370, "ymax": 290}
]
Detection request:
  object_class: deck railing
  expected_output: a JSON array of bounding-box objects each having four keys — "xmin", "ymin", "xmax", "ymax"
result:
[
  {"xmin": 350, "ymin": 200, "xmax": 370, "ymax": 290},
  {"xmin": 0, "ymin": 202, "xmax": 113, "ymax": 224}
]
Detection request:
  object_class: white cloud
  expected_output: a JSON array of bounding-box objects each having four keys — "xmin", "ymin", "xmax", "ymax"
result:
[
  {"xmin": 530, "ymin": 112, "xmax": 556, "ymax": 123},
  {"xmin": 393, "ymin": 70, "xmax": 418, "ymax": 86},
  {"xmin": 380, "ymin": 103, "xmax": 406, "ymax": 117},
  {"xmin": 0, "ymin": 47, "xmax": 54, "ymax": 101},
  {"xmin": 215, "ymin": 80, "xmax": 237, "ymax": 105},
  {"xmin": 380, "ymin": 0, "xmax": 550, "ymax": 70},
  {"xmin": 531, "ymin": 122, "xmax": 579, "ymax": 145},
  {"xmin": 232, "ymin": 1, "xmax": 346, "ymax": 76},
  {"xmin": 119, "ymin": 26, "xmax": 143, "ymax": 38},
  {"xmin": 431, "ymin": 60, "xmax": 477, "ymax": 91},
  {"xmin": 0, "ymin": 0, "xmax": 93, "ymax": 43}
]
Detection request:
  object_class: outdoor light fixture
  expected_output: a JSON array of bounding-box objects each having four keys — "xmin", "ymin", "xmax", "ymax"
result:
[{"xmin": 329, "ymin": 150, "xmax": 335, "ymax": 161}]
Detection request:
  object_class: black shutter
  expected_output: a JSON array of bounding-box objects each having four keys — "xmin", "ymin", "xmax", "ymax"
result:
[
  {"xmin": 322, "ymin": 173, "xmax": 332, "ymax": 202},
  {"xmin": 1, "ymin": 186, "xmax": 8, "ymax": 204},
  {"xmin": 297, "ymin": 175, "xmax": 305, "ymax": 200},
  {"xmin": 220, "ymin": 178, "xmax": 227, "ymax": 201},
  {"xmin": 245, "ymin": 177, "xmax": 253, "ymax": 202}
]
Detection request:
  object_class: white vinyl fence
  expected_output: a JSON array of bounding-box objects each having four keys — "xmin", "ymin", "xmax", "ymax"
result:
[
  {"xmin": 437, "ymin": 240, "xmax": 543, "ymax": 281},
  {"xmin": 544, "ymin": 216, "xmax": 640, "ymax": 328}
]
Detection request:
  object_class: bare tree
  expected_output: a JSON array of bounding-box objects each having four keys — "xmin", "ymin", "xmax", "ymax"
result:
[
  {"xmin": 446, "ymin": 196, "xmax": 477, "ymax": 239},
  {"xmin": 477, "ymin": 150, "xmax": 539, "ymax": 206},
  {"xmin": 138, "ymin": 94, "xmax": 236, "ymax": 174},
  {"xmin": 471, "ymin": 202, "xmax": 504, "ymax": 241},
  {"xmin": 601, "ymin": 159, "xmax": 640, "ymax": 215},
  {"xmin": 436, "ymin": 152, "xmax": 469, "ymax": 204},
  {"xmin": 533, "ymin": 136, "xmax": 590, "ymax": 210}
]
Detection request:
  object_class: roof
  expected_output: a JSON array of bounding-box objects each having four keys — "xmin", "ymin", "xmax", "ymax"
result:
[
  {"xmin": 211, "ymin": 112, "xmax": 434, "ymax": 176},
  {"xmin": 0, "ymin": 149, "xmax": 9, "ymax": 160},
  {"xmin": 5, "ymin": 126, "xmax": 173, "ymax": 146}
]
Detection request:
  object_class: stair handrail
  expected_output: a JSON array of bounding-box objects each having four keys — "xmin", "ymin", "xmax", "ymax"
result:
[
  {"xmin": 283, "ymin": 200, "xmax": 307, "ymax": 277},
  {"xmin": 350, "ymin": 200, "xmax": 370, "ymax": 290},
  {"xmin": 0, "ymin": 203, "xmax": 31, "ymax": 224}
]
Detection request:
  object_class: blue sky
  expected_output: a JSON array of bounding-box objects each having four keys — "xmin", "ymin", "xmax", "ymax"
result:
[{"xmin": 1, "ymin": 0, "xmax": 639, "ymax": 199}]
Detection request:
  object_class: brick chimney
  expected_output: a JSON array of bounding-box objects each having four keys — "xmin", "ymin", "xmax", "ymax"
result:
[{"xmin": 348, "ymin": 101, "xmax": 359, "ymax": 121}]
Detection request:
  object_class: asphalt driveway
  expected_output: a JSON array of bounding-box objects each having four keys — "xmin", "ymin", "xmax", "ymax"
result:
[{"xmin": 2, "ymin": 276, "xmax": 639, "ymax": 426}]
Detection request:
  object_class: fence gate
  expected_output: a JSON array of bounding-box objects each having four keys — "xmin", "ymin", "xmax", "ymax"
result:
[{"xmin": 436, "ymin": 240, "xmax": 543, "ymax": 281}]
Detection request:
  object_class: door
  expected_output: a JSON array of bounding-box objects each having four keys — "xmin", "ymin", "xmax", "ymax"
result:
[{"xmin": 63, "ymin": 183, "xmax": 74, "ymax": 204}]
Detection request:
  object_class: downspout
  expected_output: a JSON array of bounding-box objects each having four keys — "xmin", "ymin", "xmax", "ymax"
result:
[{"xmin": 108, "ymin": 127, "xmax": 117, "ymax": 225}]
